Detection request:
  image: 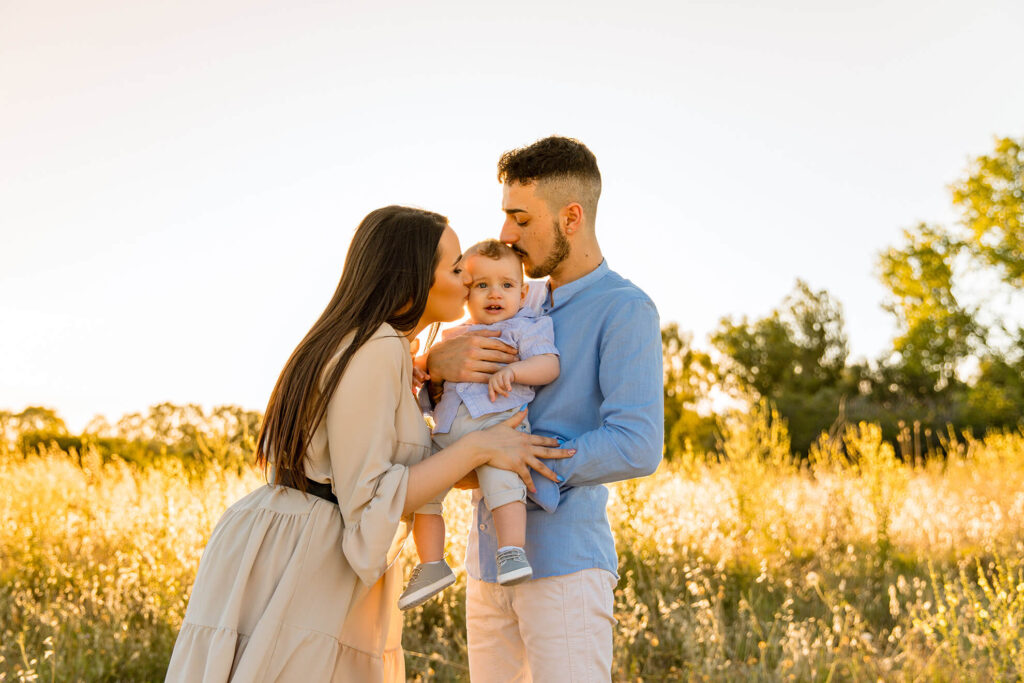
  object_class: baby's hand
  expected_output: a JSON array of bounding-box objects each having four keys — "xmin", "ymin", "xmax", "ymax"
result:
[{"xmin": 488, "ymin": 367, "xmax": 516, "ymax": 402}]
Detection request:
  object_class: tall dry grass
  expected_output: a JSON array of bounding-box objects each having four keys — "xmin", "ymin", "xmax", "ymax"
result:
[{"xmin": 2, "ymin": 417, "xmax": 1023, "ymax": 681}]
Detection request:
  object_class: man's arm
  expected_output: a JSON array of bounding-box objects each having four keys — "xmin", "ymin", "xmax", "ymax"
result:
[{"xmin": 544, "ymin": 298, "xmax": 663, "ymax": 487}]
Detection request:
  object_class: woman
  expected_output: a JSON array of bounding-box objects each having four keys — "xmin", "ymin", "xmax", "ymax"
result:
[{"xmin": 166, "ymin": 206, "xmax": 568, "ymax": 682}]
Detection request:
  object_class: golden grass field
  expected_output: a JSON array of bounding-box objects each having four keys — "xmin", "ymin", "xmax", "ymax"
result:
[{"xmin": 2, "ymin": 410, "xmax": 1023, "ymax": 681}]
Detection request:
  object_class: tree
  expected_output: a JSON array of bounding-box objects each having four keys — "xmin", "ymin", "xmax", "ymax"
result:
[
  {"xmin": 713, "ymin": 280, "xmax": 849, "ymax": 398},
  {"xmin": 662, "ymin": 324, "xmax": 717, "ymax": 455},
  {"xmin": 964, "ymin": 328, "xmax": 1024, "ymax": 431},
  {"xmin": 876, "ymin": 223, "xmax": 980, "ymax": 397},
  {"xmin": 952, "ymin": 136, "xmax": 1024, "ymax": 286},
  {"xmin": 712, "ymin": 280, "xmax": 851, "ymax": 453}
]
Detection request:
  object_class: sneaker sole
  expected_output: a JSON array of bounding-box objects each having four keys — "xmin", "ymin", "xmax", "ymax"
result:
[
  {"xmin": 398, "ymin": 573, "xmax": 457, "ymax": 611},
  {"xmin": 496, "ymin": 566, "xmax": 533, "ymax": 586}
]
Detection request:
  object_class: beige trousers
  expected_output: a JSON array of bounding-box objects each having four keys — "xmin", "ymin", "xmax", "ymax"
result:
[{"xmin": 466, "ymin": 569, "xmax": 617, "ymax": 682}]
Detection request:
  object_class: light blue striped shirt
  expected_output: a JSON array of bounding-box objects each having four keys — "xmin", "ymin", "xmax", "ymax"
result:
[
  {"xmin": 432, "ymin": 308, "xmax": 558, "ymax": 435},
  {"xmin": 466, "ymin": 260, "xmax": 664, "ymax": 582}
]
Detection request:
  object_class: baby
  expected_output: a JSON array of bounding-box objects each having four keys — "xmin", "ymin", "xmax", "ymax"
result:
[{"xmin": 399, "ymin": 239, "xmax": 560, "ymax": 611}]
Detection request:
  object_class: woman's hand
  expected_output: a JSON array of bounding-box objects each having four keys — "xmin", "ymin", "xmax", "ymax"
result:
[
  {"xmin": 410, "ymin": 339, "xmax": 430, "ymax": 395},
  {"xmin": 460, "ymin": 408, "xmax": 573, "ymax": 493}
]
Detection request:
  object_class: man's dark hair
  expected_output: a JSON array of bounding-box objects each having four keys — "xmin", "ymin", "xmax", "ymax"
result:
[
  {"xmin": 497, "ymin": 136, "xmax": 601, "ymax": 187},
  {"xmin": 497, "ymin": 136, "xmax": 602, "ymax": 226}
]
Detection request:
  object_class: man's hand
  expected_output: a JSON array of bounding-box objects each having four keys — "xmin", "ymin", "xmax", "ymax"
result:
[
  {"xmin": 488, "ymin": 366, "xmax": 516, "ymax": 402},
  {"xmin": 426, "ymin": 329, "xmax": 518, "ymax": 384}
]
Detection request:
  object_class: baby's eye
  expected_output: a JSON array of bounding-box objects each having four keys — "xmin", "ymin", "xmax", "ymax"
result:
[
  {"xmin": 475, "ymin": 282, "xmax": 487, "ymax": 288},
  {"xmin": 502, "ymin": 282, "xmax": 514, "ymax": 288}
]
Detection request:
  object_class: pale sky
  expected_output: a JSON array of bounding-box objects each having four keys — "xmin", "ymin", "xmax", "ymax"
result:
[{"xmin": 2, "ymin": 0, "xmax": 1023, "ymax": 431}]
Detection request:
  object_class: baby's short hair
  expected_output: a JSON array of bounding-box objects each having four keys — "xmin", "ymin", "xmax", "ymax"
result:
[{"xmin": 465, "ymin": 239, "xmax": 521, "ymax": 262}]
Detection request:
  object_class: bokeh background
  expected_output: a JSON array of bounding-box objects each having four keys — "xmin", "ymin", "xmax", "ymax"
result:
[
  {"xmin": 3, "ymin": 1, "xmax": 1024, "ymax": 681},
  {"xmin": 3, "ymin": 0, "xmax": 1023, "ymax": 432}
]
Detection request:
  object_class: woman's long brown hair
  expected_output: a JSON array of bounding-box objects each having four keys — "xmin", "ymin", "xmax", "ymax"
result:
[{"xmin": 255, "ymin": 206, "xmax": 448, "ymax": 491}]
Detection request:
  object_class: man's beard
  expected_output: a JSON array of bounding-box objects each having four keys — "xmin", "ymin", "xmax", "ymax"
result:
[{"xmin": 522, "ymin": 219, "xmax": 570, "ymax": 279}]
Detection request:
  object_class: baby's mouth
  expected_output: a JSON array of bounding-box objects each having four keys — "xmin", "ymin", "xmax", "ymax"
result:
[{"xmin": 485, "ymin": 305, "xmax": 504, "ymax": 313}]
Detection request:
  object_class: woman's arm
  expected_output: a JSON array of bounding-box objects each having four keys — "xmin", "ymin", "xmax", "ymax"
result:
[{"xmin": 402, "ymin": 408, "xmax": 569, "ymax": 515}]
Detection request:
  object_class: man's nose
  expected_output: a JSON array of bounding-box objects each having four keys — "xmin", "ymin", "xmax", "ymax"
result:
[{"xmin": 499, "ymin": 221, "xmax": 517, "ymax": 244}]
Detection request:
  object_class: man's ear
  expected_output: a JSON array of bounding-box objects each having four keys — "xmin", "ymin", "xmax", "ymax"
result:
[{"xmin": 561, "ymin": 203, "xmax": 584, "ymax": 235}]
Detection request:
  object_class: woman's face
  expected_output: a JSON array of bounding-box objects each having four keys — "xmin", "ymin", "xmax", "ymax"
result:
[{"xmin": 421, "ymin": 226, "xmax": 470, "ymax": 326}]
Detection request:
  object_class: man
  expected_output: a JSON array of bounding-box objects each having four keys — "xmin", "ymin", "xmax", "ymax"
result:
[{"xmin": 426, "ymin": 136, "xmax": 663, "ymax": 681}]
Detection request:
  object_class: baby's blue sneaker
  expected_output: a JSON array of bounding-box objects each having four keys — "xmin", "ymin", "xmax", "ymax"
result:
[
  {"xmin": 399, "ymin": 560, "xmax": 456, "ymax": 611},
  {"xmin": 496, "ymin": 547, "xmax": 533, "ymax": 586}
]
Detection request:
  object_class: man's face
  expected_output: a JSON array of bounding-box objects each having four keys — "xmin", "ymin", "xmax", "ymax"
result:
[{"xmin": 500, "ymin": 181, "xmax": 570, "ymax": 279}]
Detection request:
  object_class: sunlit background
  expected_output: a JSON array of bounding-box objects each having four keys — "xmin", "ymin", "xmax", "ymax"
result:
[{"xmin": 3, "ymin": 0, "xmax": 1023, "ymax": 430}]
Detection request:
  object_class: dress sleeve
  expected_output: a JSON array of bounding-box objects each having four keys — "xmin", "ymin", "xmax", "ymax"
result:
[{"xmin": 325, "ymin": 335, "xmax": 411, "ymax": 586}]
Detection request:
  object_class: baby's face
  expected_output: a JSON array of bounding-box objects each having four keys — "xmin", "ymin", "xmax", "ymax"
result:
[{"xmin": 464, "ymin": 254, "xmax": 527, "ymax": 325}]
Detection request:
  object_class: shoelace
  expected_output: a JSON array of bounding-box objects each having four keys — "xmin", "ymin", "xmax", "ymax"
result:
[
  {"xmin": 408, "ymin": 565, "xmax": 423, "ymax": 582},
  {"xmin": 496, "ymin": 548, "xmax": 522, "ymax": 565}
]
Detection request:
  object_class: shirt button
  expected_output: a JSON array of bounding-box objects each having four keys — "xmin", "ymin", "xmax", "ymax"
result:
[{"xmin": 478, "ymin": 524, "xmax": 487, "ymax": 531}]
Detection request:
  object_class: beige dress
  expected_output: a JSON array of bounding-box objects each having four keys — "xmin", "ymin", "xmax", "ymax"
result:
[{"xmin": 166, "ymin": 324, "xmax": 430, "ymax": 682}]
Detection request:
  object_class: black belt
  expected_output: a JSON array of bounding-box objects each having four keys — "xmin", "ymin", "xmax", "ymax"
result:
[{"xmin": 304, "ymin": 478, "xmax": 338, "ymax": 504}]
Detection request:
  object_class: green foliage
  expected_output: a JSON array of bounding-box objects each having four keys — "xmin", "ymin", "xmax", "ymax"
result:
[
  {"xmin": 863, "ymin": 135, "xmax": 1024, "ymax": 438},
  {"xmin": 661, "ymin": 323, "xmax": 717, "ymax": 455},
  {"xmin": 0, "ymin": 407, "xmax": 68, "ymax": 456},
  {"xmin": 964, "ymin": 334, "xmax": 1024, "ymax": 431},
  {"xmin": 1, "ymin": 403, "xmax": 260, "ymax": 473},
  {"xmin": 712, "ymin": 280, "xmax": 852, "ymax": 453},
  {"xmin": 876, "ymin": 222, "xmax": 980, "ymax": 397},
  {"xmin": 713, "ymin": 280, "xmax": 848, "ymax": 399},
  {"xmin": 952, "ymin": 136, "xmax": 1024, "ymax": 286}
]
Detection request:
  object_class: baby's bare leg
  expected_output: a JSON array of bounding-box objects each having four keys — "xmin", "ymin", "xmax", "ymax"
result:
[
  {"xmin": 490, "ymin": 501, "xmax": 526, "ymax": 548},
  {"xmin": 412, "ymin": 513, "xmax": 446, "ymax": 563}
]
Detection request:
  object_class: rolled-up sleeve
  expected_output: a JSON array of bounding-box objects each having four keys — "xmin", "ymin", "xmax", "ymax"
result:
[
  {"xmin": 325, "ymin": 336, "xmax": 410, "ymax": 586},
  {"xmin": 516, "ymin": 315, "xmax": 559, "ymax": 359}
]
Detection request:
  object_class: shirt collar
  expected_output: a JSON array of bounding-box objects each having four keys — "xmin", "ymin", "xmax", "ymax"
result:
[
  {"xmin": 511, "ymin": 306, "xmax": 537, "ymax": 320},
  {"xmin": 543, "ymin": 260, "xmax": 610, "ymax": 312}
]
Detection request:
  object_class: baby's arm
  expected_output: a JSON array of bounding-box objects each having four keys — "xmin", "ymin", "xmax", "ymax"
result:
[{"xmin": 488, "ymin": 353, "xmax": 559, "ymax": 402}]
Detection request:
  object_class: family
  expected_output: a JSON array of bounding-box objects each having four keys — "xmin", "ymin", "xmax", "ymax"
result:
[{"xmin": 165, "ymin": 136, "xmax": 664, "ymax": 682}]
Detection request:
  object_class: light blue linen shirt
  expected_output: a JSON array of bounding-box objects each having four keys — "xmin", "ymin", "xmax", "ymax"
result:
[
  {"xmin": 432, "ymin": 308, "xmax": 558, "ymax": 435},
  {"xmin": 465, "ymin": 260, "xmax": 664, "ymax": 582}
]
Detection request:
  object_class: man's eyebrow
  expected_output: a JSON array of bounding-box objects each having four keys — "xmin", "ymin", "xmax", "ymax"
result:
[{"xmin": 503, "ymin": 208, "xmax": 525, "ymax": 215}]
